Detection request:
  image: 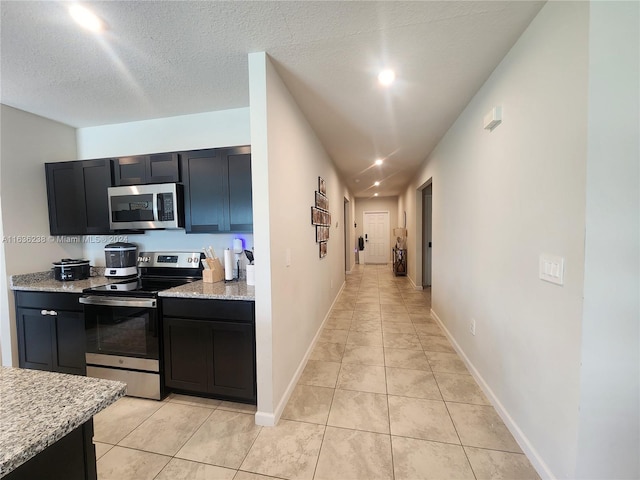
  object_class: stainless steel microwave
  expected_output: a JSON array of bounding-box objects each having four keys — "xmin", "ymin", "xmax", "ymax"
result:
[{"xmin": 108, "ymin": 183, "xmax": 184, "ymax": 230}]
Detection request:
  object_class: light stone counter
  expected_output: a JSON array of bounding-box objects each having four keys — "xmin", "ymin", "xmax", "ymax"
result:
[
  {"xmin": 0, "ymin": 367, "xmax": 125, "ymax": 477},
  {"xmin": 10, "ymin": 270, "xmax": 254, "ymax": 301},
  {"xmin": 159, "ymin": 279, "xmax": 255, "ymax": 301},
  {"xmin": 9, "ymin": 269, "xmax": 111, "ymax": 294}
]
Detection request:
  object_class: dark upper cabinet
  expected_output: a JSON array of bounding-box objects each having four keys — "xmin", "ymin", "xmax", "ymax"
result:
[
  {"xmin": 45, "ymin": 162, "xmax": 85, "ymax": 235},
  {"xmin": 180, "ymin": 146, "xmax": 252, "ymax": 233},
  {"xmin": 226, "ymin": 148, "xmax": 253, "ymax": 232},
  {"xmin": 181, "ymin": 149, "xmax": 226, "ymax": 233},
  {"xmin": 80, "ymin": 159, "xmax": 114, "ymax": 234},
  {"xmin": 114, "ymin": 153, "xmax": 179, "ymax": 185},
  {"xmin": 15, "ymin": 291, "xmax": 86, "ymax": 376},
  {"xmin": 45, "ymin": 158, "xmax": 114, "ymax": 235}
]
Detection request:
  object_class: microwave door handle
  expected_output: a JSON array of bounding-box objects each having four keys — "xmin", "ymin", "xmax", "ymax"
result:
[
  {"xmin": 152, "ymin": 193, "xmax": 160, "ymax": 222},
  {"xmin": 154, "ymin": 193, "xmax": 164, "ymax": 221}
]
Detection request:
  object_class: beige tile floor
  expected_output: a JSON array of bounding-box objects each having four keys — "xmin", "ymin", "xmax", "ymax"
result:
[{"xmin": 93, "ymin": 264, "xmax": 541, "ymax": 480}]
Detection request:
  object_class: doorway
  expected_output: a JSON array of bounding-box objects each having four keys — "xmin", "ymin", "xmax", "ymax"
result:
[
  {"xmin": 422, "ymin": 183, "xmax": 432, "ymax": 286},
  {"xmin": 344, "ymin": 198, "xmax": 350, "ymax": 273},
  {"xmin": 363, "ymin": 211, "xmax": 389, "ymax": 264}
]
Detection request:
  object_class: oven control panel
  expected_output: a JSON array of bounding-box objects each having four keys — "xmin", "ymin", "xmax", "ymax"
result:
[{"xmin": 137, "ymin": 251, "xmax": 203, "ymax": 269}]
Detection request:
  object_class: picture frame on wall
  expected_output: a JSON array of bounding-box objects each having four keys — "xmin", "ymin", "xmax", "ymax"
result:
[
  {"xmin": 319, "ymin": 241, "xmax": 327, "ymax": 258},
  {"xmin": 318, "ymin": 176, "xmax": 326, "ymax": 195},
  {"xmin": 315, "ymin": 191, "xmax": 329, "ymax": 211},
  {"xmin": 311, "ymin": 207, "xmax": 322, "ymax": 225},
  {"xmin": 316, "ymin": 225, "xmax": 330, "ymax": 242}
]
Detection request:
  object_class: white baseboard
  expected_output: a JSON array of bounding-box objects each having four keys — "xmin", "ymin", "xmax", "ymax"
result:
[
  {"xmin": 408, "ymin": 275, "xmax": 423, "ymax": 290},
  {"xmin": 254, "ymin": 411, "xmax": 276, "ymax": 426},
  {"xmin": 254, "ymin": 281, "xmax": 346, "ymax": 427},
  {"xmin": 430, "ymin": 309, "xmax": 555, "ymax": 480}
]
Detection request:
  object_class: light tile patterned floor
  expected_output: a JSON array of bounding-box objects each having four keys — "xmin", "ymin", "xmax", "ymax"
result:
[{"xmin": 93, "ymin": 264, "xmax": 541, "ymax": 480}]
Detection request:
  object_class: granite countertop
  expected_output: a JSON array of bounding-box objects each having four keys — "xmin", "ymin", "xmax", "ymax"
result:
[
  {"xmin": 10, "ymin": 270, "xmax": 255, "ymax": 301},
  {"xmin": 0, "ymin": 367, "xmax": 126, "ymax": 477},
  {"xmin": 159, "ymin": 279, "xmax": 255, "ymax": 301},
  {"xmin": 9, "ymin": 269, "xmax": 112, "ymax": 294}
]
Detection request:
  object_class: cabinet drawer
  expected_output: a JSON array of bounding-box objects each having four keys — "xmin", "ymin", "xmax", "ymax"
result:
[
  {"xmin": 162, "ymin": 298, "xmax": 254, "ymax": 322},
  {"xmin": 15, "ymin": 291, "xmax": 82, "ymax": 311}
]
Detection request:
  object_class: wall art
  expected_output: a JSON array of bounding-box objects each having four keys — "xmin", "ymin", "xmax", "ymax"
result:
[
  {"xmin": 319, "ymin": 241, "xmax": 327, "ymax": 258},
  {"xmin": 311, "ymin": 177, "xmax": 330, "ymax": 258}
]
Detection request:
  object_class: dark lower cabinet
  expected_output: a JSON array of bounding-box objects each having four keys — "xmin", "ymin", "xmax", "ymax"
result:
[
  {"xmin": 163, "ymin": 298, "xmax": 256, "ymax": 403},
  {"xmin": 4, "ymin": 420, "xmax": 96, "ymax": 480},
  {"xmin": 15, "ymin": 292, "xmax": 85, "ymax": 376}
]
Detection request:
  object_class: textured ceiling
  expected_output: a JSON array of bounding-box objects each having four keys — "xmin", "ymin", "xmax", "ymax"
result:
[{"xmin": 0, "ymin": 1, "xmax": 544, "ymax": 197}]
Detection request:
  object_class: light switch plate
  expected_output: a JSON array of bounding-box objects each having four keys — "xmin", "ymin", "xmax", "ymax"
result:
[
  {"xmin": 285, "ymin": 248, "xmax": 291, "ymax": 267},
  {"xmin": 539, "ymin": 254, "xmax": 564, "ymax": 285}
]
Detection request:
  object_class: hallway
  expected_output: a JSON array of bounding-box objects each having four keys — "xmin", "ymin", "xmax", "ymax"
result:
[{"xmin": 93, "ymin": 264, "xmax": 540, "ymax": 479}]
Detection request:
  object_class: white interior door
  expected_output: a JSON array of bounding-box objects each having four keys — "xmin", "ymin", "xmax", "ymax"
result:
[{"xmin": 363, "ymin": 211, "xmax": 389, "ymax": 264}]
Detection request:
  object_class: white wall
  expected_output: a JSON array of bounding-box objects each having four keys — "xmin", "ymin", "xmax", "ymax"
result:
[
  {"xmin": 0, "ymin": 105, "xmax": 81, "ymax": 366},
  {"xmin": 77, "ymin": 108, "xmax": 250, "ymax": 158},
  {"xmin": 401, "ymin": 2, "xmax": 589, "ymax": 478},
  {"xmin": 576, "ymin": 2, "xmax": 640, "ymax": 478},
  {"xmin": 249, "ymin": 52, "xmax": 353, "ymax": 425},
  {"xmin": 354, "ymin": 196, "xmax": 399, "ymax": 264},
  {"xmin": 76, "ymin": 108, "xmax": 253, "ymax": 263}
]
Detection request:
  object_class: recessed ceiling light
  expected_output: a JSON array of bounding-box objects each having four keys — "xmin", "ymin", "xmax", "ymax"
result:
[
  {"xmin": 69, "ymin": 4, "xmax": 105, "ymax": 32},
  {"xmin": 375, "ymin": 159, "xmax": 383, "ymax": 166},
  {"xmin": 374, "ymin": 193, "xmax": 379, "ymax": 197},
  {"xmin": 374, "ymin": 181, "xmax": 380, "ymax": 186},
  {"xmin": 355, "ymin": 179, "xmax": 360, "ymax": 183},
  {"xmin": 378, "ymin": 69, "xmax": 396, "ymax": 86}
]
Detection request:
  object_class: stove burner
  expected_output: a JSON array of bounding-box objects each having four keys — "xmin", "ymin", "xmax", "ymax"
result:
[
  {"xmin": 84, "ymin": 251, "xmax": 204, "ymax": 298},
  {"xmin": 87, "ymin": 277, "xmax": 194, "ymax": 296}
]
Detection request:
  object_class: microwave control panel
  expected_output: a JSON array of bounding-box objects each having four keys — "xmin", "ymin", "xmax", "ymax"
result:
[{"xmin": 158, "ymin": 193, "xmax": 174, "ymax": 221}]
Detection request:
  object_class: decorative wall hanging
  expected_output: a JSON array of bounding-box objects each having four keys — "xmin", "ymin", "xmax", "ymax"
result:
[
  {"xmin": 319, "ymin": 241, "xmax": 327, "ymax": 258},
  {"xmin": 311, "ymin": 176, "xmax": 330, "ymax": 258}
]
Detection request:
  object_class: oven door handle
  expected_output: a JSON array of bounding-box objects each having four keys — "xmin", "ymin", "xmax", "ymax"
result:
[{"xmin": 80, "ymin": 296, "xmax": 157, "ymax": 309}]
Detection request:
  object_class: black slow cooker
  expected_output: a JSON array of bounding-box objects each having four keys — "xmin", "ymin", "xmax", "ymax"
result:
[{"xmin": 53, "ymin": 259, "xmax": 91, "ymax": 281}]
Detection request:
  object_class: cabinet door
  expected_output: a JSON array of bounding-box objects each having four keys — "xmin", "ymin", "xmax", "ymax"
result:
[
  {"xmin": 54, "ymin": 311, "xmax": 86, "ymax": 375},
  {"xmin": 115, "ymin": 153, "xmax": 179, "ymax": 185},
  {"xmin": 147, "ymin": 153, "xmax": 179, "ymax": 183},
  {"xmin": 180, "ymin": 150, "xmax": 227, "ymax": 233},
  {"xmin": 114, "ymin": 156, "xmax": 146, "ymax": 185},
  {"xmin": 225, "ymin": 148, "xmax": 253, "ymax": 232},
  {"xmin": 210, "ymin": 321, "xmax": 256, "ymax": 401},
  {"xmin": 79, "ymin": 158, "xmax": 113, "ymax": 234},
  {"xmin": 164, "ymin": 317, "xmax": 210, "ymax": 392},
  {"xmin": 16, "ymin": 308, "xmax": 54, "ymax": 372},
  {"xmin": 45, "ymin": 162, "xmax": 85, "ymax": 235}
]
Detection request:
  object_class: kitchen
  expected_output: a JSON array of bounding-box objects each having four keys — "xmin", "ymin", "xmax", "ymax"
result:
[
  {"xmin": 3, "ymin": 139, "xmax": 261, "ymax": 477},
  {"xmin": 1, "ymin": 2, "xmax": 638, "ymax": 480}
]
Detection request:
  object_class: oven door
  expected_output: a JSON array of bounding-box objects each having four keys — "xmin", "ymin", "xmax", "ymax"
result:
[
  {"xmin": 81, "ymin": 295, "xmax": 159, "ymax": 365},
  {"xmin": 81, "ymin": 295, "xmax": 162, "ymax": 399}
]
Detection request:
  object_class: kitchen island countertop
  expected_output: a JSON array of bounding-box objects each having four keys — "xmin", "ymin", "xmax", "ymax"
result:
[{"xmin": 0, "ymin": 367, "xmax": 125, "ymax": 477}]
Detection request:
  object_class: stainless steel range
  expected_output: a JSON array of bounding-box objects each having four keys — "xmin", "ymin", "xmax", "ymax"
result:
[{"xmin": 81, "ymin": 251, "xmax": 203, "ymax": 400}]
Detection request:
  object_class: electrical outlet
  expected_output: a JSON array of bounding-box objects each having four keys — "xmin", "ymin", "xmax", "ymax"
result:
[{"xmin": 470, "ymin": 318, "xmax": 476, "ymax": 336}]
